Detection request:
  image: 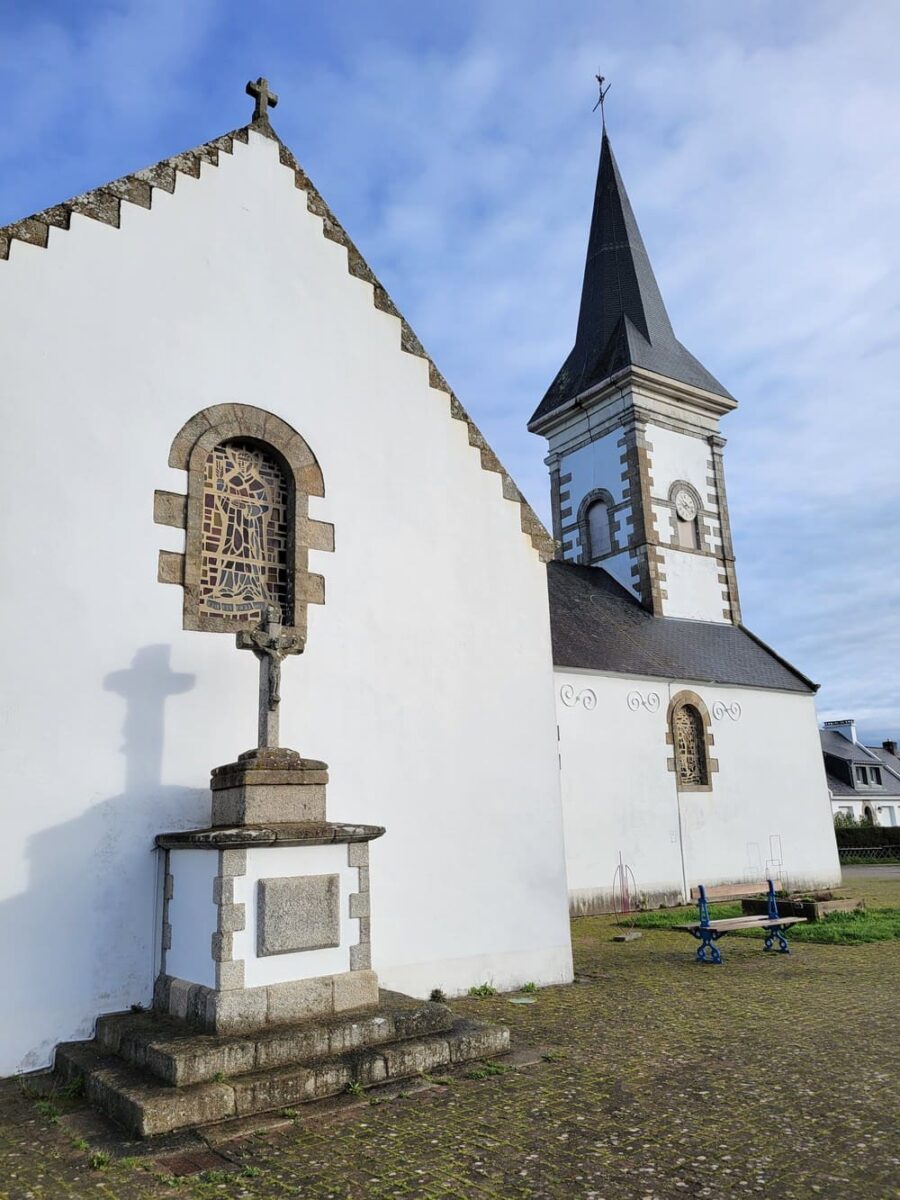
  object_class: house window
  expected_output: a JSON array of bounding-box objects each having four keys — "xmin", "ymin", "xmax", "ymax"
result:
[
  {"xmin": 674, "ymin": 704, "xmax": 708, "ymax": 787},
  {"xmin": 854, "ymin": 765, "xmax": 883, "ymax": 787}
]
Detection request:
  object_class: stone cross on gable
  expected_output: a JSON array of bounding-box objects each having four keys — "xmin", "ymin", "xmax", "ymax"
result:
[
  {"xmin": 246, "ymin": 77, "xmax": 278, "ymax": 122},
  {"xmin": 237, "ymin": 605, "xmax": 305, "ymax": 749}
]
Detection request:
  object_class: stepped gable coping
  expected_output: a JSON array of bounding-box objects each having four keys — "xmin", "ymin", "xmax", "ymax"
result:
[{"xmin": 0, "ymin": 116, "xmax": 553, "ymax": 564}]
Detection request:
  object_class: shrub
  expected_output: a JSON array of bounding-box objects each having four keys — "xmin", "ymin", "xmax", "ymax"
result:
[{"xmin": 834, "ymin": 825, "xmax": 900, "ymax": 848}]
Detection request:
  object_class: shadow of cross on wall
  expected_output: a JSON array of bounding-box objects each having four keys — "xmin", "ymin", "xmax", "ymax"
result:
[{"xmin": 104, "ymin": 645, "xmax": 195, "ymax": 794}]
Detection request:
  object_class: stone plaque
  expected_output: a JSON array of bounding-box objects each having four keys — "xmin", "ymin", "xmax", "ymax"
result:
[{"xmin": 257, "ymin": 874, "xmax": 340, "ymax": 956}]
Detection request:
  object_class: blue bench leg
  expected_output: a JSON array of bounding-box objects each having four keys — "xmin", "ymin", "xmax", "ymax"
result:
[
  {"xmin": 690, "ymin": 928, "xmax": 723, "ymax": 964},
  {"xmin": 764, "ymin": 926, "xmax": 790, "ymax": 954}
]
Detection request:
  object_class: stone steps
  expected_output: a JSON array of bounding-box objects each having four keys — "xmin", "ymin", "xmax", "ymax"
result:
[
  {"xmin": 55, "ymin": 1011, "xmax": 509, "ymax": 1138},
  {"xmin": 94, "ymin": 992, "xmax": 453, "ymax": 1086}
]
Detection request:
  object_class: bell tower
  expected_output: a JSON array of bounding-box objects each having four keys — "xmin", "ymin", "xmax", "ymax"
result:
[{"xmin": 530, "ymin": 125, "xmax": 741, "ymax": 624}]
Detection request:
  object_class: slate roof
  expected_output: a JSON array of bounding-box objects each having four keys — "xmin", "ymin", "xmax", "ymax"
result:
[
  {"xmin": 866, "ymin": 746, "xmax": 900, "ymax": 780},
  {"xmin": 819, "ymin": 731, "xmax": 900, "ymax": 798},
  {"xmin": 547, "ymin": 561, "xmax": 815, "ymax": 693},
  {"xmin": 529, "ymin": 131, "xmax": 731, "ymax": 429}
]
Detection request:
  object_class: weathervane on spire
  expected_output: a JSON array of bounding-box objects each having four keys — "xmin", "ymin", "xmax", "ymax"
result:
[{"xmin": 593, "ymin": 74, "xmax": 611, "ymax": 127}]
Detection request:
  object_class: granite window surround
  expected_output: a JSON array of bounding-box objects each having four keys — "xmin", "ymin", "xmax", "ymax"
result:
[
  {"xmin": 155, "ymin": 403, "xmax": 335, "ymax": 640},
  {"xmin": 575, "ymin": 488, "xmax": 620, "ymax": 565},
  {"xmin": 665, "ymin": 690, "xmax": 718, "ymax": 793}
]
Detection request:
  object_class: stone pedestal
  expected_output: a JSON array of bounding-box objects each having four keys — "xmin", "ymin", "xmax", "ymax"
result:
[{"xmin": 154, "ymin": 749, "xmax": 384, "ymax": 1035}]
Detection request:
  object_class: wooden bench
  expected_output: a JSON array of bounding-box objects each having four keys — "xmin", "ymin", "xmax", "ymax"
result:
[{"xmin": 674, "ymin": 879, "xmax": 806, "ymax": 964}]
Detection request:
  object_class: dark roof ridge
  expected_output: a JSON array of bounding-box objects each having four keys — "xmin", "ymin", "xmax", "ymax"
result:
[{"xmin": 0, "ymin": 116, "xmax": 553, "ymax": 564}]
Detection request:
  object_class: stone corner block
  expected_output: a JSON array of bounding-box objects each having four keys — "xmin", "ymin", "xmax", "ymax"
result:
[
  {"xmin": 266, "ymin": 975, "xmax": 334, "ymax": 1025},
  {"xmin": 332, "ymin": 969, "xmax": 379, "ymax": 1013},
  {"xmin": 349, "ymin": 891, "xmax": 370, "ymax": 919},
  {"xmin": 350, "ymin": 943, "xmax": 372, "ymax": 971},
  {"xmin": 216, "ymin": 959, "xmax": 246, "ymax": 991},
  {"xmin": 209, "ymin": 987, "xmax": 268, "ymax": 1035},
  {"xmin": 348, "ymin": 841, "xmax": 369, "ymax": 868}
]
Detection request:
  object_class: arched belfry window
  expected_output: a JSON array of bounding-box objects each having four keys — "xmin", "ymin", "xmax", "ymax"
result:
[
  {"xmin": 577, "ymin": 489, "xmax": 616, "ymax": 564},
  {"xmin": 666, "ymin": 691, "xmax": 717, "ymax": 792},
  {"xmin": 155, "ymin": 404, "xmax": 334, "ymax": 641}
]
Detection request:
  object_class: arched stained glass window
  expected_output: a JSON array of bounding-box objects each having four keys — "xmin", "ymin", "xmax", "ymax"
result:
[
  {"xmin": 673, "ymin": 703, "xmax": 708, "ymax": 787},
  {"xmin": 199, "ymin": 440, "xmax": 292, "ymax": 624}
]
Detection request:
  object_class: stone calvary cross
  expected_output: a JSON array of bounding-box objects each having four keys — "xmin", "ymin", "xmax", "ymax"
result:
[
  {"xmin": 246, "ymin": 77, "xmax": 278, "ymax": 122},
  {"xmin": 237, "ymin": 604, "xmax": 305, "ymax": 749}
]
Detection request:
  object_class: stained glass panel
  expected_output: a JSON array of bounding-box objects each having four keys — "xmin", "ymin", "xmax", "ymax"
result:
[
  {"xmin": 674, "ymin": 704, "xmax": 707, "ymax": 786},
  {"xmin": 198, "ymin": 440, "xmax": 291, "ymax": 624}
]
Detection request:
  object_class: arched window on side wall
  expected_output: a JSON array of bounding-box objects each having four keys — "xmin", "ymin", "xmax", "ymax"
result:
[{"xmin": 667, "ymin": 691, "xmax": 717, "ymax": 792}]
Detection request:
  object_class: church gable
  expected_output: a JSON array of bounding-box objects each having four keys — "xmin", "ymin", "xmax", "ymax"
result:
[{"xmin": 0, "ymin": 117, "xmax": 552, "ymax": 564}]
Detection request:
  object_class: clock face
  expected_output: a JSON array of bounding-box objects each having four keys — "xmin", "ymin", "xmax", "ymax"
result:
[{"xmin": 674, "ymin": 489, "xmax": 698, "ymax": 522}]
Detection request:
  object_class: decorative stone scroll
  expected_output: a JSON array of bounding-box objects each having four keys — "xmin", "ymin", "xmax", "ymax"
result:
[
  {"xmin": 155, "ymin": 403, "xmax": 333, "ymax": 641},
  {"xmin": 560, "ymin": 684, "xmax": 597, "ymax": 710},
  {"xmin": 712, "ymin": 700, "xmax": 742, "ymax": 722},
  {"xmin": 626, "ymin": 690, "xmax": 660, "ymax": 713}
]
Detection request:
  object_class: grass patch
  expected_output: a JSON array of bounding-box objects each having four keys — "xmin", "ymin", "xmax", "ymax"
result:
[
  {"xmin": 467, "ymin": 983, "xmax": 497, "ymax": 998},
  {"xmin": 464, "ymin": 1062, "xmax": 510, "ymax": 1080},
  {"xmin": 631, "ymin": 903, "xmax": 900, "ymax": 944}
]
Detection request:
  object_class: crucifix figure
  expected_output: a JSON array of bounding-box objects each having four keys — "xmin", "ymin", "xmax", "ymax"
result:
[
  {"xmin": 236, "ymin": 604, "xmax": 305, "ymax": 748},
  {"xmin": 246, "ymin": 77, "xmax": 279, "ymax": 122}
]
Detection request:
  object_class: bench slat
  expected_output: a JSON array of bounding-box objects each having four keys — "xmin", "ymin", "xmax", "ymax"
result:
[
  {"xmin": 673, "ymin": 916, "xmax": 806, "ymax": 933},
  {"xmin": 689, "ymin": 880, "xmax": 782, "ymax": 902}
]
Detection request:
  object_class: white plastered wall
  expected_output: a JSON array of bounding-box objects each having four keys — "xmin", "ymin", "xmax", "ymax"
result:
[
  {"xmin": 0, "ymin": 129, "xmax": 572, "ymax": 1074},
  {"xmin": 556, "ymin": 668, "xmax": 841, "ymax": 913},
  {"xmin": 166, "ymin": 850, "xmax": 218, "ymax": 988},
  {"xmin": 646, "ymin": 423, "xmax": 727, "ymax": 624}
]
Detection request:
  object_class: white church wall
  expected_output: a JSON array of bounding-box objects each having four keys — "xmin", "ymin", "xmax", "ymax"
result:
[
  {"xmin": 657, "ymin": 549, "xmax": 729, "ymax": 624},
  {"xmin": 0, "ymin": 129, "xmax": 572, "ymax": 1074},
  {"xmin": 645, "ymin": 423, "xmax": 729, "ymax": 623},
  {"xmin": 646, "ymin": 423, "xmax": 712, "ymax": 511},
  {"xmin": 556, "ymin": 668, "xmax": 841, "ymax": 914}
]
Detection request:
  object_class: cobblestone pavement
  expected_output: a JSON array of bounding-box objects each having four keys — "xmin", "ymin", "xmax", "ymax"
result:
[{"xmin": 1, "ymin": 879, "xmax": 898, "ymax": 1200}]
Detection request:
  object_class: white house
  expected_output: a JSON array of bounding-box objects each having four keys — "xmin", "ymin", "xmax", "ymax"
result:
[
  {"xmin": 0, "ymin": 89, "xmax": 840, "ymax": 1078},
  {"xmin": 821, "ymin": 720, "xmax": 900, "ymax": 827}
]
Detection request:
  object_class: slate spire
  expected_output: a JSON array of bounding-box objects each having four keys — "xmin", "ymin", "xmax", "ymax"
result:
[{"xmin": 529, "ymin": 129, "xmax": 731, "ymax": 428}]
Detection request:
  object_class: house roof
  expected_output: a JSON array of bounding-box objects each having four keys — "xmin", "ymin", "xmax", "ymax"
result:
[
  {"xmin": 529, "ymin": 130, "xmax": 731, "ymax": 430},
  {"xmin": 547, "ymin": 560, "xmax": 815, "ymax": 693},
  {"xmin": 0, "ymin": 107, "xmax": 553, "ymax": 565},
  {"xmin": 820, "ymin": 731, "xmax": 900, "ymax": 798},
  {"xmin": 866, "ymin": 746, "xmax": 900, "ymax": 780},
  {"xmin": 819, "ymin": 730, "xmax": 881, "ymax": 765}
]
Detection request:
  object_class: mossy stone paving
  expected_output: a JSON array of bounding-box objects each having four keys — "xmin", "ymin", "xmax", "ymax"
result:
[{"xmin": 1, "ymin": 874, "xmax": 899, "ymax": 1199}]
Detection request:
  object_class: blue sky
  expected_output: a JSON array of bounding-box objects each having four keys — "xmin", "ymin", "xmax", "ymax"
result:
[{"xmin": 2, "ymin": 0, "xmax": 898, "ymax": 740}]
